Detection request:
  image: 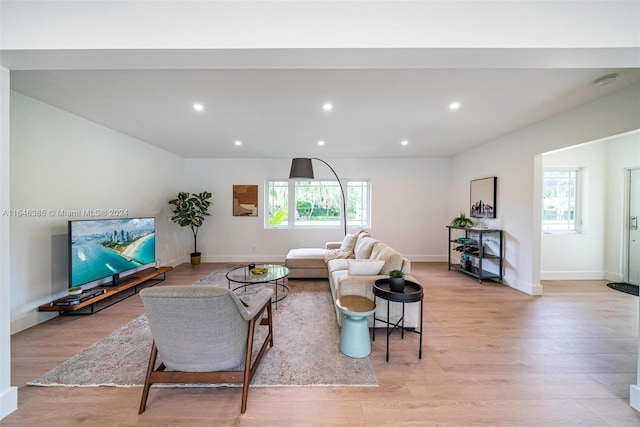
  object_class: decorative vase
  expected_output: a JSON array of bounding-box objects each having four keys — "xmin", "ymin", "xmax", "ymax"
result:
[{"xmin": 389, "ymin": 277, "xmax": 405, "ymax": 292}]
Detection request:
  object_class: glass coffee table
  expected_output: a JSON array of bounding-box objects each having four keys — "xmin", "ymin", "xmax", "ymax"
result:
[{"xmin": 226, "ymin": 264, "xmax": 289, "ymax": 309}]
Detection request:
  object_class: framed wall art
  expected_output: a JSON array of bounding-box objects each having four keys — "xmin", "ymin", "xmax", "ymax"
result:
[
  {"xmin": 470, "ymin": 177, "xmax": 496, "ymax": 218},
  {"xmin": 233, "ymin": 185, "xmax": 258, "ymax": 216}
]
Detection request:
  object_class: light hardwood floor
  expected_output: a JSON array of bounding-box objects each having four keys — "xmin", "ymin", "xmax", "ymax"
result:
[{"xmin": 3, "ymin": 262, "xmax": 639, "ymax": 426}]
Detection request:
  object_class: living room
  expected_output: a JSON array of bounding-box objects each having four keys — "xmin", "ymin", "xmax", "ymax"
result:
[{"xmin": 1, "ymin": 1, "xmax": 640, "ymax": 423}]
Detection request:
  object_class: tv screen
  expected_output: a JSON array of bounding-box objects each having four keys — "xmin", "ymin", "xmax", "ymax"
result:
[{"xmin": 68, "ymin": 217, "xmax": 156, "ymax": 288}]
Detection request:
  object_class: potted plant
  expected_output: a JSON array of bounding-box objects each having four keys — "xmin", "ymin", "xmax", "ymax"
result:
[
  {"xmin": 68, "ymin": 286, "xmax": 83, "ymax": 297},
  {"xmin": 450, "ymin": 212, "xmax": 474, "ymax": 228},
  {"xmin": 169, "ymin": 191, "xmax": 213, "ymax": 266},
  {"xmin": 389, "ymin": 269, "xmax": 406, "ymax": 292}
]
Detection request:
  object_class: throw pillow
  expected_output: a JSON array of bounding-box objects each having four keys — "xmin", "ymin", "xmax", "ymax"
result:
[
  {"xmin": 348, "ymin": 259, "xmax": 385, "ymax": 275},
  {"xmin": 340, "ymin": 229, "xmax": 370, "ymax": 253},
  {"xmin": 354, "ymin": 236, "xmax": 379, "ymax": 260},
  {"xmin": 369, "ymin": 243, "xmax": 403, "ymax": 275},
  {"xmin": 339, "ymin": 233, "xmax": 358, "ymax": 252}
]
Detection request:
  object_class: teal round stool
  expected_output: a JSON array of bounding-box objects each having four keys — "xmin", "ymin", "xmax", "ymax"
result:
[{"xmin": 336, "ymin": 295, "xmax": 376, "ymax": 358}]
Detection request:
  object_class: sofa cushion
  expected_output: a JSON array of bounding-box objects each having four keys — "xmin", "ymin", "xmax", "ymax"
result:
[
  {"xmin": 369, "ymin": 243, "xmax": 403, "ymax": 275},
  {"xmin": 348, "ymin": 259, "xmax": 385, "ymax": 275},
  {"xmin": 327, "ymin": 258, "xmax": 349, "ymax": 274},
  {"xmin": 285, "ymin": 248, "xmax": 328, "ymax": 269},
  {"xmin": 354, "ymin": 236, "xmax": 379, "ymax": 260}
]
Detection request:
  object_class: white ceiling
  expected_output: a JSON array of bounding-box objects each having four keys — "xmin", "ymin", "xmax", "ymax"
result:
[
  {"xmin": 10, "ymin": 67, "xmax": 640, "ymax": 158},
  {"xmin": 3, "ymin": 1, "xmax": 640, "ymax": 159}
]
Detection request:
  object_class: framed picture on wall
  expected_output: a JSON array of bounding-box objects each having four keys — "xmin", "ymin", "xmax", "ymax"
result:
[
  {"xmin": 470, "ymin": 177, "xmax": 496, "ymax": 218},
  {"xmin": 233, "ymin": 185, "xmax": 258, "ymax": 216}
]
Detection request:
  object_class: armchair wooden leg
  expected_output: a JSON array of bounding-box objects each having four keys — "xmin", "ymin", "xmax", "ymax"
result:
[
  {"xmin": 139, "ymin": 342, "xmax": 158, "ymax": 414},
  {"xmin": 241, "ymin": 317, "xmax": 256, "ymax": 414},
  {"xmin": 267, "ymin": 302, "xmax": 274, "ymax": 347}
]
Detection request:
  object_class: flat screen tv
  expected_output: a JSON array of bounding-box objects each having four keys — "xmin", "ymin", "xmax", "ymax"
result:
[{"xmin": 68, "ymin": 217, "xmax": 156, "ymax": 288}]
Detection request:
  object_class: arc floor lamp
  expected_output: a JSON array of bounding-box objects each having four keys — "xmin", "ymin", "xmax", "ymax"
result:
[{"xmin": 289, "ymin": 158, "xmax": 347, "ymax": 236}]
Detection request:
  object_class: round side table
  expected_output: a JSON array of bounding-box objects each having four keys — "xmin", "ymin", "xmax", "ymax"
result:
[
  {"xmin": 336, "ymin": 295, "xmax": 376, "ymax": 358},
  {"xmin": 372, "ymin": 278, "xmax": 424, "ymax": 362}
]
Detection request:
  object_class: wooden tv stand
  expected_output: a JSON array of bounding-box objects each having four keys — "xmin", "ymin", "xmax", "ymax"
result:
[{"xmin": 39, "ymin": 266, "xmax": 173, "ymax": 315}]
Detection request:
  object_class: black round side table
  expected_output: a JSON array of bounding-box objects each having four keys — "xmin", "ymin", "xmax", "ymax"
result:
[{"xmin": 372, "ymin": 278, "xmax": 424, "ymax": 362}]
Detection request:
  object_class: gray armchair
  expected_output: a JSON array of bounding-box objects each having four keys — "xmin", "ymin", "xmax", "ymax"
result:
[{"xmin": 138, "ymin": 285, "xmax": 274, "ymax": 414}]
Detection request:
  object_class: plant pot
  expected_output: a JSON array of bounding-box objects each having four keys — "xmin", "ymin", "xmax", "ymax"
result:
[
  {"xmin": 68, "ymin": 289, "xmax": 82, "ymax": 296},
  {"xmin": 190, "ymin": 253, "xmax": 201, "ymax": 266},
  {"xmin": 389, "ymin": 277, "xmax": 405, "ymax": 292}
]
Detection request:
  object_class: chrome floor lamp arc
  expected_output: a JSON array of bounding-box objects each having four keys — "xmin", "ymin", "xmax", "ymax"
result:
[{"xmin": 289, "ymin": 157, "xmax": 347, "ymax": 236}]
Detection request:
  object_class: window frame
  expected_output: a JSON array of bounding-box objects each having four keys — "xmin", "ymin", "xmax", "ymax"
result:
[
  {"xmin": 542, "ymin": 167, "xmax": 581, "ymax": 234},
  {"xmin": 265, "ymin": 178, "xmax": 371, "ymax": 230}
]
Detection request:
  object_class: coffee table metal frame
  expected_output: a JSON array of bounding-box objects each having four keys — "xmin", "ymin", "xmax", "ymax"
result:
[
  {"xmin": 226, "ymin": 264, "xmax": 289, "ymax": 309},
  {"xmin": 372, "ymin": 278, "xmax": 424, "ymax": 362}
]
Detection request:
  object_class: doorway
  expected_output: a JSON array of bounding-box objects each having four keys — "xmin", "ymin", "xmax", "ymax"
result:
[{"xmin": 628, "ymin": 169, "xmax": 640, "ymax": 285}]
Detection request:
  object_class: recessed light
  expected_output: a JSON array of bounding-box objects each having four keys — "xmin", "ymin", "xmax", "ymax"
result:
[
  {"xmin": 193, "ymin": 103, "xmax": 204, "ymax": 111},
  {"xmin": 318, "ymin": 140, "xmax": 325, "ymax": 146},
  {"xmin": 234, "ymin": 140, "xmax": 242, "ymax": 146},
  {"xmin": 401, "ymin": 140, "xmax": 409, "ymax": 146},
  {"xmin": 449, "ymin": 102, "xmax": 461, "ymax": 110},
  {"xmin": 322, "ymin": 103, "xmax": 333, "ymax": 111}
]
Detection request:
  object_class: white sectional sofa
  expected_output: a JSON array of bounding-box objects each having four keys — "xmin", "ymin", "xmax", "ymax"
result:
[{"xmin": 285, "ymin": 230, "xmax": 420, "ymax": 328}]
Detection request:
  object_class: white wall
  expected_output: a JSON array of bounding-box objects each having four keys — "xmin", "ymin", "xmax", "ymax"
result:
[
  {"xmin": 606, "ymin": 132, "xmax": 640, "ymax": 281},
  {"xmin": 184, "ymin": 157, "xmax": 450, "ymax": 264},
  {"xmin": 449, "ymin": 84, "xmax": 640, "ymax": 296},
  {"xmin": 0, "ymin": 68, "xmax": 18, "ymax": 421},
  {"xmin": 9, "ymin": 92, "xmax": 185, "ymax": 333},
  {"xmin": 539, "ymin": 132, "xmax": 640, "ymax": 281},
  {"xmin": 540, "ymin": 142, "xmax": 608, "ymax": 280},
  {"xmin": 8, "ymin": 93, "xmax": 451, "ymax": 334}
]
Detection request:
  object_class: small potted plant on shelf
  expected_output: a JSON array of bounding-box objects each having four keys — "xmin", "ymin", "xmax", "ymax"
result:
[
  {"xmin": 450, "ymin": 212, "xmax": 474, "ymax": 228},
  {"xmin": 169, "ymin": 191, "xmax": 213, "ymax": 266},
  {"xmin": 68, "ymin": 286, "xmax": 83, "ymax": 297},
  {"xmin": 389, "ymin": 269, "xmax": 406, "ymax": 292}
]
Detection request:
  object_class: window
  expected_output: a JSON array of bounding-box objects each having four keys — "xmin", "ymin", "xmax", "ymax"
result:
[
  {"xmin": 266, "ymin": 178, "xmax": 371, "ymax": 229},
  {"xmin": 267, "ymin": 180, "xmax": 289, "ymax": 226},
  {"xmin": 542, "ymin": 169, "xmax": 580, "ymax": 232}
]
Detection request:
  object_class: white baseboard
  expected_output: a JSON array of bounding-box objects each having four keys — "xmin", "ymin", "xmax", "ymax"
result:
[
  {"xmin": 539, "ymin": 271, "xmax": 606, "ymax": 281},
  {"xmin": 605, "ymin": 271, "xmax": 624, "ymax": 282},
  {"xmin": 162, "ymin": 256, "xmax": 186, "ymax": 268},
  {"xmin": 203, "ymin": 255, "xmax": 450, "ymax": 264},
  {"xmin": 0, "ymin": 386, "xmax": 17, "ymax": 421},
  {"xmin": 503, "ymin": 274, "xmax": 543, "ymax": 296},
  {"xmin": 202, "ymin": 255, "xmax": 284, "ymax": 263},
  {"xmin": 630, "ymin": 385, "xmax": 640, "ymax": 411},
  {"xmin": 11, "ymin": 309, "xmax": 56, "ymax": 335},
  {"xmin": 406, "ymin": 255, "xmax": 448, "ymax": 262}
]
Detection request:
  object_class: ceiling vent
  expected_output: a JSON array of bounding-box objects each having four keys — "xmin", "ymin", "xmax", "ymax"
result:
[{"xmin": 593, "ymin": 73, "xmax": 618, "ymax": 87}]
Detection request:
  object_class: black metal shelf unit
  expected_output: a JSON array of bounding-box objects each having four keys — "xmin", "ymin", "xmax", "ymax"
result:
[{"xmin": 446, "ymin": 226, "xmax": 503, "ymax": 283}]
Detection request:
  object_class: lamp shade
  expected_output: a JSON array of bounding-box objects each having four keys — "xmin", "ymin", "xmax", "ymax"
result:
[
  {"xmin": 289, "ymin": 158, "xmax": 315, "ymax": 179},
  {"xmin": 287, "ymin": 156, "xmax": 347, "ymax": 235}
]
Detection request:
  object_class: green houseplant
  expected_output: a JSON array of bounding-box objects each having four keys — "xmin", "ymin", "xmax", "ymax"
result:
[
  {"xmin": 450, "ymin": 212, "xmax": 474, "ymax": 228},
  {"xmin": 389, "ymin": 269, "xmax": 406, "ymax": 292},
  {"xmin": 169, "ymin": 191, "xmax": 212, "ymax": 266}
]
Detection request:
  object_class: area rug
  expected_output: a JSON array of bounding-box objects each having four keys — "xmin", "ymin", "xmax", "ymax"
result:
[
  {"xmin": 607, "ymin": 282, "xmax": 640, "ymax": 296},
  {"xmin": 28, "ymin": 269, "xmax": 377, "ymax": 388}
]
